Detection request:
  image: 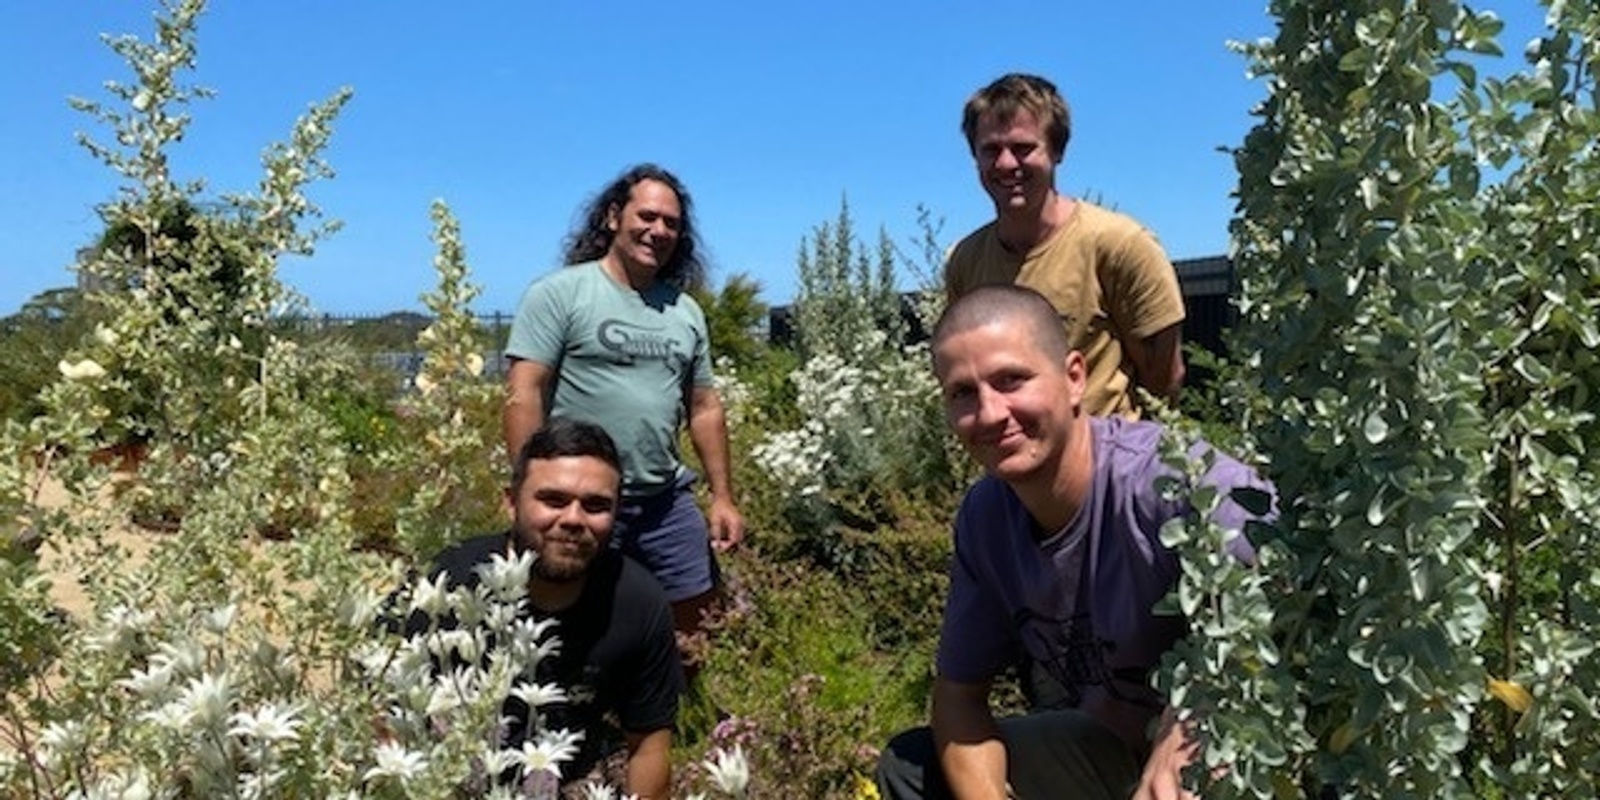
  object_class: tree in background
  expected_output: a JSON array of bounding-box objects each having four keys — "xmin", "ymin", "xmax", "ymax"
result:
[
  {"xmin": 692, "ymin": 272, "xmax": 771, "ymax": 373},
  {"xmin": 0, "ymin": 289, "xmax": 102, "ymax": 428}
]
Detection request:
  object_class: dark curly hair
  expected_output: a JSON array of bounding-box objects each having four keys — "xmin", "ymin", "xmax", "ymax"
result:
[{"xmin": 562, "ymin": 163, "xmax": 706, "ymax": 291}]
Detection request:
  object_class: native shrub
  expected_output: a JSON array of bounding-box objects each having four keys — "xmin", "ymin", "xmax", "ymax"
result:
[
  {"xmin": 1154, "ymin": 1, "xmax": 1600, "ymax": 796},
  {"xmin": 744, "ymin": 201, "xmax": 970, "ymax": 568},
  {"xmin": 0, "ymin": 4, "xmax": 752, "ymax": 797}
]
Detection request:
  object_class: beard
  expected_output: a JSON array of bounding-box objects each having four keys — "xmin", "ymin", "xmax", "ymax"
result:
[
  {"xmin": 520, "ymin": 530, "xmax": 599, "ymax": 584},
  {"xmin": 532, "ymin": 550, "xmax": 590, "ymax": 583}
]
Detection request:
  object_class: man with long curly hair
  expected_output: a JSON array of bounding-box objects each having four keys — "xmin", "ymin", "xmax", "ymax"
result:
[{"xmin": 502, "ymin": 164, "xmax": 745, "ymax": 677}]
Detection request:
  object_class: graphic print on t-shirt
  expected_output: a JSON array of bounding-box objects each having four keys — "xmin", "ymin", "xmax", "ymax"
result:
[{"xmin": 596, "ymin": 318, "xmax": 688, "ymax": 368}]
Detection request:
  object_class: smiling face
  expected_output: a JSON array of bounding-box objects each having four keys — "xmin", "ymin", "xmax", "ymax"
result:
[
  {"xmin": 507, "ymin": 455, "xmax": 621, "ymax": 583},
  {"xmin": 605, "ymin": 178, "xmax": 683, "ymax": 283},
  {"xmin": 934, "ymin": 316, "xmax": 1086, "ymax": 487},
  {"xmin": 971, "ymin": 108, "xmax": 1061, "ymax": 218}
]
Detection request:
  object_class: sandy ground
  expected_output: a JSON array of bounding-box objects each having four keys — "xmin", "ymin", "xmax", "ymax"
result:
[{"xmin": 28, "ymin": 469, "xmax": 158, "ymax": 619}]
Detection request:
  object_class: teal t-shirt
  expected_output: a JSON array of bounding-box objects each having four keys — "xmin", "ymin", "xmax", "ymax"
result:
[{"xmin": 505, "ymin": 261, "xmax": 713, "ymax": 496}]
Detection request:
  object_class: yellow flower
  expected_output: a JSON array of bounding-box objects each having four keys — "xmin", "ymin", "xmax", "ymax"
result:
[{"xmin": 852, "ymin": 774, "xmax": 881, "ymax": 800}]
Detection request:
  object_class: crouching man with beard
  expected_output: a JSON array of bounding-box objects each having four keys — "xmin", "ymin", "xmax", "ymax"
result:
[{"xmin": 409, "ymin": 418, "xmax": 682, "ymax": 798}]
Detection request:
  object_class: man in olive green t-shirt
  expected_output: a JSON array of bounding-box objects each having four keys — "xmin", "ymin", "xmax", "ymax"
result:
[{"xmin": 945, "ymin": 73, "xmax": 1187, "ymax": 419}]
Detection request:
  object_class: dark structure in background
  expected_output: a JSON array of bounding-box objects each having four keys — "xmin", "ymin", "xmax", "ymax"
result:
[
  {"xmin": 1171, "ymin": 255, "xmax": 1235, "ymax": 357},
  {"xmin": 767, "ymin": 255, "xmax": 1238, "ymax": 357},
  {"xmin": 215, "ymin": 256, "xmax": 1237, "ymax": 388}
]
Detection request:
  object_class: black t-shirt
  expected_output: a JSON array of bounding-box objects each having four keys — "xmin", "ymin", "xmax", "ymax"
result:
[{"xmin": 414, "ymin": 533, "xmax": 683, "ymax": 780}]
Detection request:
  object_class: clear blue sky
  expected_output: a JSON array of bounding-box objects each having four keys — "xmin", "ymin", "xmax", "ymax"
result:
[{"xmin": 0, "ymin": 2, "xmax": 1546, "ymax": 316}]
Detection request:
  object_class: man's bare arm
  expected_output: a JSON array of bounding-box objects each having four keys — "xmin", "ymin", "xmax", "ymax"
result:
[
  {"xmin": 931, "ymin": 677, "xmax": 1009, "ymax": 800},
  {"xmin": 1124, "ymin": 321, "xmax": 1186, "ymax": 402},
  {"xmin": 501, "ymin": 358, "xmax": 555, "ymax": 470},
  {"xmin": 687, "ymin": 385, "xmax": 745, "ymax": 551},
  {"xmin": 623, "ymin": 727, "xmax": 672, "ymax": 799}
]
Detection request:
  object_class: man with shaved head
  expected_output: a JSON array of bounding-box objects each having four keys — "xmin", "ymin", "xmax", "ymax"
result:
[{"xmin": 876, "ymin": 285, "xmax": 1273, "ymax": 799}]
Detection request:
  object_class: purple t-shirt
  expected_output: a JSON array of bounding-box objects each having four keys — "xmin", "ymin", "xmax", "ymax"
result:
[{"xmin": 936, "ymin": 417, "xmax": 1272, "ymax": 749}]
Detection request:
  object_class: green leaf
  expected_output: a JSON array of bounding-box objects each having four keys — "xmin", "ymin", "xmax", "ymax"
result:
[{"xmin": 1512, "ymin": 353, "xmax": 1552, "ymax": 384}]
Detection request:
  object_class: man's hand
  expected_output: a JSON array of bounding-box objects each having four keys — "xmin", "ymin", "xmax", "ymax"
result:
[
  {"xmin": 686, "ymin": 385, "xmax": 744, "ymax": 553},
  {"xmin": 1132, "ymin": 708, "xmax": 1201, "ymax": 800},
  {"xmin": 707, "ymin": 495, "xmax": 745, "ymax": 552},
  {"xmin": 1123, "ymin": 322, "xmax": 1186, "ymax": 403}
]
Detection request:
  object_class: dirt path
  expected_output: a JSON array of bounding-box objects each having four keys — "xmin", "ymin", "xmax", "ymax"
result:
[{"xmin": 29, "ymin": 470, "xmax": 157, "ymax": 618}]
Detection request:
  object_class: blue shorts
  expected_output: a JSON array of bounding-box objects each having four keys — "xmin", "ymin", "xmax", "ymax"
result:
[{"xmin": 612, "ymin": 471, "xmax": 720, "ymax": 602}]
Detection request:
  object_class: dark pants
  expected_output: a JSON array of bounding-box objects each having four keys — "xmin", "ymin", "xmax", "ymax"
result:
[{"xmin": 875, "ymin": 709, "xmax": 1141, "ymax": 800}]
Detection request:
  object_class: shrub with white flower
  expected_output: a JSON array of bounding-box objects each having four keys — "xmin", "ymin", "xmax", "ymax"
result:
[
  {"xmin": 0, "ymin": 4, "xmax": 586, "ymax": 797},
  {"xmin": 745, "ymin": 213, "xmax": 969, "ymax": 538},
  {"xmin": 702, "ymin": 744, "xmax": 751, "ymax": 797}
]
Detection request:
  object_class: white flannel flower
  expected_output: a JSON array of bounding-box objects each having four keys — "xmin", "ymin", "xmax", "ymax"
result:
[
  {"xmin": 479, "ymin": 748, "xmax": 519, "ymax": 779},
  {"xmin": 85, "ymin": 603, "xmax": 154, "ymax": 655},
  {"xmin": 703, "ymin": 744, "xmax": 750, "ymax": 795},
  {"xmin": 93, "ymin": 323, "xmax": 119, "ymax": 346},
  {"xmin": 154, "ymin": 638, "xmax": 207, "ymax": 677},
  {"xmin": 249, "ymin": 639, "xmax": 299, "ymax": 685},
  {"xmin": 482, "ymin": 601, "xmax": 523, "ymax": 635},
  {"xmin": 424, "ymin": 628, "xmax": 478, "ymax": 663},
  {"xmin": 58, "ymin": 358, "xmax": 108, "ymax": 381},
  {"xmin": 337, "ymin": 587, "xmax": 385, "ymax": 629},
  {"xmin": 81, "ymin": 771, "xmax": 154, "ymax": 800},
  {"xmin": 37, "ymin": 720, "xmax": 84, "ymax": 767},
  {"xmin": 408, "ymin": 572, "xmax": 452, "ymax": 619},
  {"xmin": 238, "ymin": 768, "xmax": 287, "ymax": 799},
  {"xmin": 466, "ymin": 352, "xmax": 485, "ymax": 376},
  {"xmin": 177, "ymin": 671, "xmax": 233, "ymax": 729},
  {"xmin": 141, "ymin": 699, "xmax": 192, "ymax": 731},
  {"xmin": 200, "ymin": 602, "xmax": 238, "ymax": 635},
  {"xmin": 388, "ymin": 639, "xmax": 436, "ymax": 686},
  {"xmin": 579, "ymin": 783, "xmax": 638, "ymax": 800},
  {"xmin": 228, "ymin": 702, "xmax": 302, "ymax": 743},
  {"xmin": 509, "ymin": 681, "xmax": 568, "ymax": 711},
  {"xmin": 508, "ymin": 615, "xmax": 561, "ymax": 654},
  {"xmin": 516, "ymin": 728, "xmax": 584, "ymax": 778},
  {"xmin": 364, "ymin": 741, "xmax": 427, "ymax": 783},
  {"xmin": 476, "ymin": 550, "xmax": 534, "ymax": 603},
  {"xmin": 116, "ymin": 662, "xmax": 175, "ymax": 698},
  {"xmin": 578, "ymin": 783, "xmax": 614, "ymax": 800},
  {"xmin": 424, "ymin": 667, "xmax": 479, "ymax": 716}
]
